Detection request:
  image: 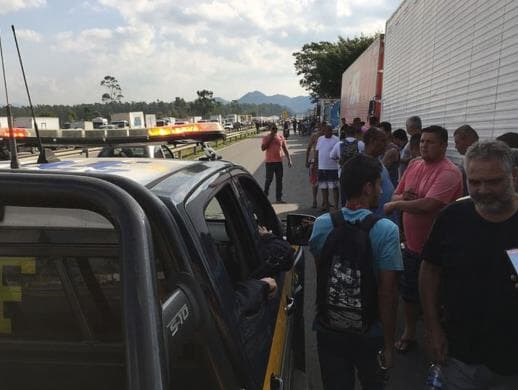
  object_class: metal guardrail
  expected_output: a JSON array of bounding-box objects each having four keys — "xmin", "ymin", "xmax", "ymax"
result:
[
  {"xmin": 14, "ymin": 126, "xmax": 263, "ymax": 161},
  {"xmin": 171, "ymin": 126, "xmax": 260, "ymax": 159}
]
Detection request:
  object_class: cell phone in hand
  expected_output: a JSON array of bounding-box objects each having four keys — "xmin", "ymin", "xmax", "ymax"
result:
[{"xmin": 506, "ymin": 249, "xmax": 518, "ymax": 275}]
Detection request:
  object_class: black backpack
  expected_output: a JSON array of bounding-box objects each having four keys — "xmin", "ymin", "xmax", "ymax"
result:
[
  {"xmin": 316, "ymin": 211, "xmax": 380, "ymax": 334},
  {"xmin": 339, "ymin": 139, "xmax": 359, "ymax": 167}
]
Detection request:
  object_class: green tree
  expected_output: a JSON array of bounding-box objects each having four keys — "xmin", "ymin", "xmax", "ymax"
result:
[
  {"xmin": 66, "ymin": 109, "xmax": 77, "ymax": 122},
  {"xmin": 3, "ymin": 95, "xmax": 291, "ymax": 127},
  {"xmin": 228, "ymin": 100, "xmax": 242, "ymax": 114},
  {"xmin": 172, "ymin": 97, "xmax": 190, "ymax": 118},
  {"xmin": 293, "ymin": 35, "xmax": 377, "ymax": 101},
  {"xmin": 100, "ymin": 75, "xmax": 124, "ymax": 103},
  {"xmin": 192, "ymin": 90, "xmax": 216, "ymax": 117}
]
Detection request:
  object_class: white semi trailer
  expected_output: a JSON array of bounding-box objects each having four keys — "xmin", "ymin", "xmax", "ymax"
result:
[
  {"xmin": 111, "ymin": 112, "xmax": 145, "ymax": 128},
  {"xmin": 381, "ymin": 0, "xmax": 518, "ymax": 151}
]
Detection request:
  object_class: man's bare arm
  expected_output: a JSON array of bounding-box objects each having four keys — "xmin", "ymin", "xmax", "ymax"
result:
[
  {"xmin": 385, "ymin": 198, "xmax": 445, "ymax": 215},
  {"xmin": 420, "ymin": 260, "xmax": 447, "ymax": 363},
  {"xmin": 378, "ymin": 270, "xmax": 399, "ymax": 366},
  {"xmin": 282, "ymin": 143, "xmax": 293, "ymax": 167},
  {"xmin": 391, "ymin": 193, "xmax": 405, "ymax": 202}
]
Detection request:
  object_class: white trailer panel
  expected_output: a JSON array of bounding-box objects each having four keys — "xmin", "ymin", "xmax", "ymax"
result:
[
  {"xmin": 145, "ymin": 114, "xmax": 156, "ymax": 128},
  {"xmin": 111, "ymin": 112, "xmax": 145, "ymax": 128},
  {"xmin": 13, "ymin": 117, "xmax": 60, "ymax": 130},
  {"xmin": 382, "ymin": 0, "xmax": 518, "ymax": 157}
]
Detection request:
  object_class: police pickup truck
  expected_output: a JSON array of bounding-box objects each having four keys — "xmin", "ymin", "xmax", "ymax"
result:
[{"xmin": 0, "ymin": 124, "xmax": 312, "ymax": 390}]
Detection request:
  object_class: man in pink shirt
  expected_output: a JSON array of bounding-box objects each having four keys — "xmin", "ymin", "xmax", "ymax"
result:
[
  {"xmin": 261, "ymin": 124, "xmax": 293, "ymax": 203},
  {"xmin": 384, "ymin": 125, "xmax": 463, "ymax": 353}
]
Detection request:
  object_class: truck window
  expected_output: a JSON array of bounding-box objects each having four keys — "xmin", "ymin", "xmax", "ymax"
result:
[
  {"xmin": 202, "ymin": 184, "xmax": 279, "ymax": 386},
  {"xmin": 154, "ymin": 145, "xmax": 165, "ymax": 158},
  {"xmin": 0, "ymin": 255, "xmax": 121, "ymax": 342},
  {"xmin": 0, "ymin": 206, "xmax": 166, "ymax": 390},
  {"xmin": 161, "ymin": 145, "xmax": 174, "ymax": 159},
  {"xmin": 237, "ymin": 175, "xmax": 282, "ymax": 237},
  {"xmin": 203, "ymin": 185, "xmax": 258, "ymax": 282},
  {"xmin": 0, "ymin": 251, "xmax": 125, "ymax": 389},
  {"xmin": 98, "ymin": 146, "xmax": 148, "ymax": 158}
]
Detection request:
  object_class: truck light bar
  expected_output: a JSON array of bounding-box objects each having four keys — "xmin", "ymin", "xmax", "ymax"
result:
[
  {"xmin": 148, "ymin": 122, "xmax": 223, "ymax": 137},
  {"xmin": 0, "ymin": 128, "xmax": 29, "ymax": 138},
  {"xmin": 3, "ymin": 122, "xmax": 226, "ymax": 147}
]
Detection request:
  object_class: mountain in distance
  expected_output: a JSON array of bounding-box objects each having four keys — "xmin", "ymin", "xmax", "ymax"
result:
[
  {"xmin": 237, "ymin": 91, "xmax": 312, "ymax": 114},
  {"xmin": 214, "ymin": 97, "xmax": 228, "ymax": 104}
]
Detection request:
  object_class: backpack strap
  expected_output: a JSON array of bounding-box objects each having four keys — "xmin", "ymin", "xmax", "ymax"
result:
[
  {"xmin": 330, "ymin": 210, "xmax": 346, "ymax": 228},
  {"xmin": 359, "ymin": 213, "xmax": 382, "ymax": 232}
]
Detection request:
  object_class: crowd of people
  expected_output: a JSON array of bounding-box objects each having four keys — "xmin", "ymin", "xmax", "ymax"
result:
[
  {"xmin": 258, "ymin": 116, "xmax": 517, "ymax": 390},
  {"xmin": 301, "ymin": 116, "xmax": 518, "ymax": 390}
]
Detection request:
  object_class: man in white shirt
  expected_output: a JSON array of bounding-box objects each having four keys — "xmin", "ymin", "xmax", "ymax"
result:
[{"xmin": 316, "ymin": 125, "xmax": 340, "ymax": 211}]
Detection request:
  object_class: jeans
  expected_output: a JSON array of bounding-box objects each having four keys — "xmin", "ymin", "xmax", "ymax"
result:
[
  {"xmin": 317, "ymin": 330, "xmax": 386, "ymax": 390},
  {"xmin": 442, "ymin": 358, "xmax": 518, "ymax": 390},
  {"xmin": 264, "ymin": 162, "xmax": 283, "ymax": 200}
]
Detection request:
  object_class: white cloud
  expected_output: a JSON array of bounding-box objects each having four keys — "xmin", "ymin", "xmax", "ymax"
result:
[
  {"xmin": 2, "ymin": 0, "xmax": 400, "ymax": 104},
  {"xmin": 336, "ymin": 0, "xmax": 352, "ymax": 17},
  {"xmin": 0, "ymin": 0, "xmax": 46, "ymax": 14},
  {"xmin": 68, "ymin": 1, "xmax": 105, "ymax": 14},
  {"xmin": 15, "ymin": 28, "xmax": 42, "ymax": 42},
  {"xmin": 53, "ymin": 28, "xmax": 113, "ymax": 53},
  {"xmin": 184, "ymin": 1, "xmax": 240, "ymax": 21}
]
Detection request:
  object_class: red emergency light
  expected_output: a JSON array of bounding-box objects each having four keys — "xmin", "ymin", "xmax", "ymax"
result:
[{"xmin": 0, "ymin": 128, "xmax": 29, "ymax": 138}]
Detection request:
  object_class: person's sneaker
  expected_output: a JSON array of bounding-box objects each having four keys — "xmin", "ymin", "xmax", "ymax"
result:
[{"xmin": 276, "ymin": 199, "xmax": 286, "ymax": 204}]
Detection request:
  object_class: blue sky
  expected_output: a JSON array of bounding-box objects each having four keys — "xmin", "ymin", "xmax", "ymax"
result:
[{"xmin": 0, "ymin": 0, "xmax": 401, "ymax": 105}]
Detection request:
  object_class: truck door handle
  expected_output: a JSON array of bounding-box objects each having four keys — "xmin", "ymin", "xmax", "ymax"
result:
[
  {"xmin": 271, "ymin": 373, "xmax": 284, "ymax": 390},
  {"xmin": 285, "ymin": 296, "xmax": 295, "ymax": 315}
]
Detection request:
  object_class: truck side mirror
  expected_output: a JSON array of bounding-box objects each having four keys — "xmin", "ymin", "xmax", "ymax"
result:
[{"xmin": 286, "ymin": 213, "xmax": 315, "ymax": 246}]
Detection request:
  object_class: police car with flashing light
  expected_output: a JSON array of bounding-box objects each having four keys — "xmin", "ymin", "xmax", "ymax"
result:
[{"xmin": 0, "ymin": 123, "xmax": 312, "ymax": 390}]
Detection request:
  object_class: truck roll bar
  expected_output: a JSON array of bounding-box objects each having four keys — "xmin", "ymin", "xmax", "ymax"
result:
[{"xmin": 0, "ymin": 171, "xmax": 167, "ymax": 390}]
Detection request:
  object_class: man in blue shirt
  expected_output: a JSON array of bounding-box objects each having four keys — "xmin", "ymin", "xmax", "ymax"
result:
[
  {"xmin": 362, "ymin": 128, "xmax": 396, "ymax": 222},
  {"xmin": 310, "ymin": 154, "xmax": 403, "ymax": 390}
]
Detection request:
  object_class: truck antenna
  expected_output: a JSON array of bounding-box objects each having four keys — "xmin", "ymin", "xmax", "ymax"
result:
[
  {"xmin": 0, "ymin": 30, "xmax": 20, "ymax": 169},
  {"xmin": 11, "ymin": 25, "xmax": 47, "ymax": 164}
]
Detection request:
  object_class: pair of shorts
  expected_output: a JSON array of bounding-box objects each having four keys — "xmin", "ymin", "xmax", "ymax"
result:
[
  {"xmin": 309, "ymin": 161, "xmax": 318, "ymax": 187},
  {"xmin": 399, "ymin": 248, "xmax": 422, "ymax": 304},
  {"xmin": 317, "ymin": 169, "xmax": 339, "ymax": 189}
]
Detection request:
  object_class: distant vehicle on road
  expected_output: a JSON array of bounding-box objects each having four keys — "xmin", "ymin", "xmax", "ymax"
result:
[{"xmin": 110, "ymin": 120, "xmax": 129, "ymax": 129}]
